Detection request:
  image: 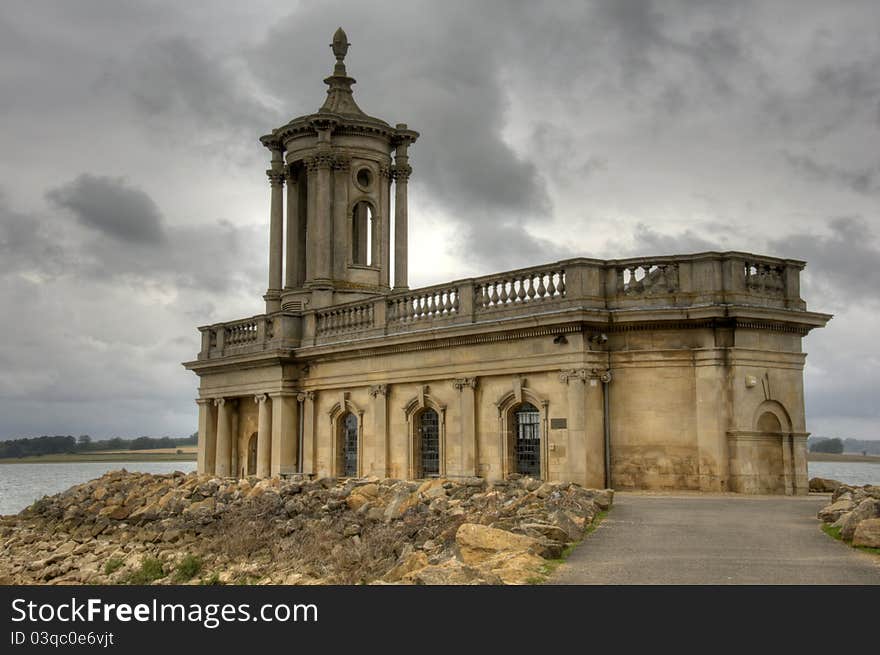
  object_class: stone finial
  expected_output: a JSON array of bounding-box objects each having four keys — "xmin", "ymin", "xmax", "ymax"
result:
[
  {"xmin": 331, "ymin": 27, "xmax": 350, "ymax": 76},
  {"xmin": 331, "ymin": 27, "xmax": 350, "ymax": 62}
]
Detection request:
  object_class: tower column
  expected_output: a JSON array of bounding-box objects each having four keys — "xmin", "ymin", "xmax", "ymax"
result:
[
  {"xmin": 265, "ymin": 146, "xmax": 285, "ymax": 312},
  {"xmin": 308, "ymin": 124, "xmax": 335, "ymax": 289},
  {"xmin": 380, "ymin": 164, "xmax": 391, "ymax": 288},
  {"xmin": 392, "ymin": 124, "xmax": 417, "ymax": 290},
  {"xmin": 285, "ymin": 166, "xmax": 300, "ymax": 289}
]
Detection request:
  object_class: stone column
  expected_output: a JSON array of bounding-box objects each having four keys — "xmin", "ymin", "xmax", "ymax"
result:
[
  {"xmin": 285, "ymin": 166, "xmax": 300, "ymax": 289},
  {"xmin": 196, "ymin": 398, "xmax": 215, "ymax": 476},
  {"xmin": 214, "ymin": 398, "xmax": 231, "ymax": 477},
  {"xmin": 781, "ymin": 434, "xmax": 794, "ymax": 496},
  {"xmin": 332, "ymin": 156, "xmax": 350, "ymax": 277},
  {"xmin": 392, "ymin": 125, "xmax": 414, "ymax": 290},
  {"xmin": 270, "ymin": 392, "xmax": 299, "ymax": 477},
  {"xmin": 370, "ymin": 385, "xmax": 389, "ymax": 477},
  {"xmin": 309, "ymin": 124, "xmax": 334, "ymax": 289},
  {"xmin": 379, "ymin": 165, "xmax": 391, "ymax": 287},
  {"xmin": 255, "ymin": 394, "xmax": 272, "ymax": 479},
  {"xmin": 265, "ymin": 147, "xmax": 285, "ymax": 313},
  {"xmin": 453, "ymin": 378, "xmax": 478, "ymax": 477},
  {"xmin": 298, "ymin": 392, "xmax": 316, "ymax": 477}
]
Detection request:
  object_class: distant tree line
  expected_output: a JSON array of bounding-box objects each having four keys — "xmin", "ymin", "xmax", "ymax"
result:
[
  {"xmin": 0, "ymin": 433, "xmax": 198, "ymax": 459},
  {"xmin": 808, "ymin": 436, "xmax": 880, "ymax": 455},
  {"xmin": 809, "ymin": 437, "xmax": 844, "ymax": 454}
]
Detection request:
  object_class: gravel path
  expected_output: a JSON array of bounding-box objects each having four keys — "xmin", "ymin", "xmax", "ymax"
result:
[{"xmin": 550, "ymin": 492, "xmax": 880, "ymax": 584}]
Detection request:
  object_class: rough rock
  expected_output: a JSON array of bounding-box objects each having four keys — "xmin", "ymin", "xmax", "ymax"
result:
[
  {"xmin": 852, "ymin": 518, "xmax": 880, "ymax": 548},
  {"xmin": 839, "ymin": 499, "xmax": 880, "ymax": 542},
  {"xmin": 809, "ymin": 477, "xmax": 842, "ymax": 493},
  {"xmin": 0, "ymin": 470, "xmax": 610, "ymax": 586},
  {"xmin": 818, "ymin": 499, "xmax": 855, "ymax": 523},
  {"xmin": 456, "ymin": 523, "xmax": 545, "ymax": 565}
]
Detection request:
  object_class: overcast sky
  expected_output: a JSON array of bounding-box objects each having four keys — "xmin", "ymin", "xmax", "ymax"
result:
[{"xmin": 1, "ymin": 1, "xmax": 878, "ymax": 440}]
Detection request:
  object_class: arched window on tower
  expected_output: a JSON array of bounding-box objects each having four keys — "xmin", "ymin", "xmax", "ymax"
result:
[{"xmin": 351, "ymin": 201, "xmax": 374, "ymax": 266}]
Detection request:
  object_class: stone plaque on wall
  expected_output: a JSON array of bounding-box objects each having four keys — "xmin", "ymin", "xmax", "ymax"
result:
[{"xmin": 550, "ymin": 418, "xmax": 567, "ymax": 430}]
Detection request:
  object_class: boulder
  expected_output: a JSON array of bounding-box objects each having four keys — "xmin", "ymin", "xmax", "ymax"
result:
[
  {"xmin": 839, "ymin": 498, "xmax": 880, "ymax": 541},
  {"xmin": 852, "ymin": 518, "xmax": 880, "ymax": 548},
  {"xmin": 402, "ymin": 559, "xmax": 501, "ymax": 585},
  {"xmin": 809, "ymin": 477, "xmax": 842, "ymax": 493},
  {"xmin": 455, "ymin": 523, "xmax": 545, "ymax": 565},
  {"xmin": 817, "ymin": 499, "xmax": 855, "ymax": 523},
  {"xmin": 383, "ymin": 551, "xmax": 429, "ymax": 583}
]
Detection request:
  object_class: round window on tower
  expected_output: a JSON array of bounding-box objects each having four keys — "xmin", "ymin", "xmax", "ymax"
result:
[{"xmin": 355, "ymin": 167, "xmax": 373, "ymax": 190}]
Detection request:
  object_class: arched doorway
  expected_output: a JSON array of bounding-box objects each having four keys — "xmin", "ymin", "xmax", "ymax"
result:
[
  {"xmin": 338, "ymin": 412, "xmax": 359, "ymax": 477},
  {"xmin": 514, "ymin": 402, "xmax": 541, "ymax": 477},
  {"xmin": 417, "ymin": 408, "xmax": 440, "ymax": 477},
  {"xmin": 246, "ymin": 432, "xmax": 257, "ymax": 477}
]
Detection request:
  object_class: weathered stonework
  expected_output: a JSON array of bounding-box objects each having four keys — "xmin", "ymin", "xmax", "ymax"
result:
[{"xmin": 184, "ymin": 28, "xmax": 831, "ymax": 495}]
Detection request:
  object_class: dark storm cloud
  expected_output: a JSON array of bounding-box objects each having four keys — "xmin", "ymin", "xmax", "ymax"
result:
[
  {"xmin": 47, "ymin": 174, "xmax": 166, "ymax": 244},
  {"xmin": 106, "ymin": 36, "xmax": 277, "ymax": 147},
  {"xmin": 769, "ymin": 216, "xmax": 880, "ymax": 304},
  {"xmin": 784, "ymin": 152, "xmax": 879, "ymax": 195},
  {"xmin": 247, "ymin": 1, "xmax": 551, "ymax": 261},
  {"xmin": 19, "ymin": 176, "xmax": 265, "ymax": 296}
]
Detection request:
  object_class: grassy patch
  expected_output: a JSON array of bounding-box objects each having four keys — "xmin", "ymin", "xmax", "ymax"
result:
[
  {"xmin": 530, "ymin": 510, "xmax": 610, "ymax": 583},
  {"xmin": 124, "ymin": 557, "xmax": 165, "ymax": 585},
  {"xmin": 172, "ymin": 554, "xmax": 203, "ymax": 583},
  {"xmin": 821, "ymin": 524, "xmax": 880, "ymax": 557},
  {"xmin": 103, "ymin": 557, "xmax": 124, "ymax": 575},
  {"xmin": 200, "ymin": 572, "xmax": 223, "ymax": 586}
]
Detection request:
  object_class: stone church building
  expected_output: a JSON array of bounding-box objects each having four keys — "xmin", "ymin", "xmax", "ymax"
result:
[{"xmin": 184, "ymin": 29, "xmax": 830, "ymax": 495}]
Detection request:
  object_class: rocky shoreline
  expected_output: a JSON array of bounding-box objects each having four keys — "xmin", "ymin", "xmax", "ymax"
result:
[
  {"xmin": 812, "ymin": 478, "xmax": 880, "ymax": 548},
  {"xmin": 0, "ymin": 471, "xmax": 612, "ymax": 585}
]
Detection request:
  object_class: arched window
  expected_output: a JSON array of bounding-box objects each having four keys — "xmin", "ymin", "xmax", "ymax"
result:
[
  {"xmin": 417, "ymin": 409, "xmax": 440, "ymax": 477},
  {"xmin": 351, "ymin": 201, "xmax": 374, "ymax": 266},
  {"xmin": 338, "ymin": 412, "xmax": 359, "ymax": 477},
  {"xmin": 513, "ymin": 402, "xmax": 541, "ymax": 477}
]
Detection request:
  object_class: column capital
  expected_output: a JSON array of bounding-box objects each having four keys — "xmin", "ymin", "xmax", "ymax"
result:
[
  {"xmin": 213, "ymin": 397, "xmax": 226, "ymax": 407},
  {"xmin": 369, "ymin": 384, "xmax": 388, "ymax": 398},
  {"xmin": 304, "ymin": 152, "xmax": 336, "ymax": 171},
  {"xmin": 196, "ymin": 398, "xmax": 213, "ymax": 406},
  {"xmin": 559, "ymin": 368, "xmax": 589, "ymax": 384},
  {"xmin": 391, "ymin": 163, "xmax": 412, "ymax": 182},
  {"xmin": 452, "ymin": 377, "xmax": 477, "ymax": 391},
  {"xmin": 266, "ymin": 169, "xmax": 286, "ymax": 186},
  {"xmin": 254, "ymin": 393, "xmax": 268, "ymax": 404},
  {"xmin": 296, "ymin": 390, "xmax": 315, "ymax": 402}
]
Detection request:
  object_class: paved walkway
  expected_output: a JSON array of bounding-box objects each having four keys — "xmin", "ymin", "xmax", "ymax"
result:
[{"xmin": 550, "ymin": 492, "xmax": 880, "ymax": 584}]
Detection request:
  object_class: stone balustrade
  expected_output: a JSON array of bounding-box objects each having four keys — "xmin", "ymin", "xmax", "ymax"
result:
[
  {"xmin": 388, "ymin": 284, "xmax": 460, "ymax": 326},
  {"xmin": 474, "ymin": 266, "xmax": 565, "ymax": 310},
  {"xmin": 316, "ymin": 301, "xmax": 375, "ymax": 336},
  {"xmin": 196, "ymin": 251, "xmax": 809, "ymax": 357}
]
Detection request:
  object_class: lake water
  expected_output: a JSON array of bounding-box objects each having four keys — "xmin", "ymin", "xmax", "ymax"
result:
[
  {"xmin": 0, "ymin": 461, "xmax": 196, "ymax": 516},
  {"xmin": 0, "ymin": 459, "xmax": 875, "ymax": 516},
  {"xmin": 808, "ymin": 461, "xmax": 880, "ymax": 487}
]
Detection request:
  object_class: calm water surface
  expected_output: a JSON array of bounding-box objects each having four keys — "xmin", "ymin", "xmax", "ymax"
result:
[
  {"xmin": 807, "ymin": 461, "xmax": 879, "ymax": 487},
  {"xmin": 0, "ymin": 461, "xmax": 196, "ymax": 516},
  {"xmin": 0, "ymin": 460, "xmax": 875, "ymax": 516}
]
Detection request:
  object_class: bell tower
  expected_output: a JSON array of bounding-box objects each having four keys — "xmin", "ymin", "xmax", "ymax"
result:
[{"xmin": 259, "ymin": 28, "xmax": 418, "ymax": 312}]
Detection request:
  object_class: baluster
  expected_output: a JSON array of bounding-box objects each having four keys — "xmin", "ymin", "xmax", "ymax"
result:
[
  {"xmin": 452, "ymin": 290, "xmax": 460, "ymax": 312},
  {"xmin": 489, "ymin": 282, "xmax": 499, "ymax": 306},
  {"xmin": 557, "ymin": 271, "xmax": 566, "ymax": 296},
  {"xmin": 513, "ymin": 278, "xmax": 523, "ymax": 302},
  {"xmin": 547, "ymin": 272, "xmax": 557, "ymax": 297},
  {"xmin": 536, "ymin": 274, "xmax": 547, "ymax": 299},
  {"xmin": 499, "ymin": 279, "xmax": 509, "ymax": 304}
]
